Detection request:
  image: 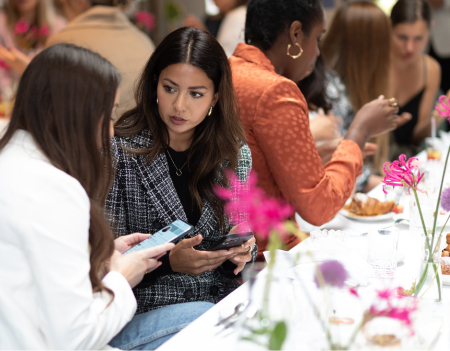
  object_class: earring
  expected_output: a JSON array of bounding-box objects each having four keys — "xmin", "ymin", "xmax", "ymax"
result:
[
  {"xmin": 207, "ymin": 106, "xmax": 213, "ymax": 116},
  {"xmin": 287, "ymin": 43, "xmax": 303, "ymax": 59},
  {"xmin": 156, "ymin": 98, "xmax": 159, "ymax": 104}
]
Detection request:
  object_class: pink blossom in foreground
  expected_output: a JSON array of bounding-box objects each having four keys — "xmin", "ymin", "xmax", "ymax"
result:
[
  {"xmin": 14, "ymin": 18, "xmax": 30, "ymax": 35},
  {"xmin": 135, "ymin": 11, "xmax": 155, "ymax": 31},
  {"xmin": 38, "ymin": 25, "xmax": 49, "ymax": 38},
  {"xmin": 215, "ymin": 171, "xmax": 293, "ymax": 239},
  {"xmin": 349, "ymin": 287, "xmax": 359, "ymax": 297},
  {"xmin": 435, "ymin": 94, "xmax": 450, "ymax": 119},
  {"xmin": 0, "ymin": 59, "xmax": 10, "ymax": 71},
  {"xmin": 365, "ymin": 287, "xmax": 418, "ymax": 335},
  {"xmin": 382, "ymin": 154, "xmax": 424, "ymax": 195}
]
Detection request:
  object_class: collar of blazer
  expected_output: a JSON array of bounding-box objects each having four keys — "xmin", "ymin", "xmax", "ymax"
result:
[{"xmin": 117, "ymin": 129, "xmax": 218, "ymax": 236}]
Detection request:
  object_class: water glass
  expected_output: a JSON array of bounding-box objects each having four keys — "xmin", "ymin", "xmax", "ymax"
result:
[{"xmin": 367, "ymin": 229, "xmax": 399, "ymax": 279}]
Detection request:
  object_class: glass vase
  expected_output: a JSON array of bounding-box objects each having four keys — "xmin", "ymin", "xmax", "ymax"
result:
[
  {"xmin": 237, "ymin": 263, "xmax": 295, "ymax": 350},
  {"xmin": 415, "ymin": 259, "xmax": 443, "ymax": 302}
]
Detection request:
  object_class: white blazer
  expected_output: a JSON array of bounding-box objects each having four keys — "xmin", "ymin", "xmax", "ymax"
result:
[
  {"xmin": 430, "ymin": 0, "xmax": 450, "ymax": 57},
  {"xmin": 0, "ymin": 130, "xmax": 136, "ymax": 349}
]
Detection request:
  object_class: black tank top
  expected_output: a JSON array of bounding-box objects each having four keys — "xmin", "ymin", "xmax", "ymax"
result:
[{"xmin": 393, "ymin": 56, "xmax": 427, "ymax": 146}]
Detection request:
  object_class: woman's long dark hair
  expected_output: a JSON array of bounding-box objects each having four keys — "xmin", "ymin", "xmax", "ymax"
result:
[
  {"xmin": 297, "ymin": 56, "xmax": 332, "ymax": 112},
  {"xmin": 0, "ymin": 43, "xmax": 120, "ymax": 295},
  {"xmin": 391, "ymin": 0, "xmax": 431, "ymax": 27},
  {"xmin": 115, "ymin": 27, "xmax": 246, "ymax": 230}
]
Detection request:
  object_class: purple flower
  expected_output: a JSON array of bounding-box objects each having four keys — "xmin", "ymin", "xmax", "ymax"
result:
[
  {"xmin": 314, "ymin": 260, "xmax": 348, "ymax": 288},
  {"xmin": 441, "ymin": 188, "xmax": 450, "ymax": 212}
]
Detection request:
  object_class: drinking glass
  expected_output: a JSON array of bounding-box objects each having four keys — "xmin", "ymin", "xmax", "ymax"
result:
[{"xmin": 367, "ymin": 229, "xmax": 399, "ymax": 279}]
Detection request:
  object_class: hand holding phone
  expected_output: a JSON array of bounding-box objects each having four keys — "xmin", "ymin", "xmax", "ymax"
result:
[
  {"xmin": 205, "ymin": 232, "xmax": 254, "ymax": 251},
  {"xmin": 124, "ymin": 219, "xmax": 194, "ymax": 254}
]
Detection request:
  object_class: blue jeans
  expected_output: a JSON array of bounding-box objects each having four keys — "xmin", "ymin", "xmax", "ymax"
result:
[{"xmin": 109, "ymin": 302, "xmax": 213, "ymax": 350}]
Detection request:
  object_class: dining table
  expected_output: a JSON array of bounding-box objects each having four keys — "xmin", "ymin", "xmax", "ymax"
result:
[{"xmin": 157, "ymin": 137, "xmax": 450, "ymax": 350}]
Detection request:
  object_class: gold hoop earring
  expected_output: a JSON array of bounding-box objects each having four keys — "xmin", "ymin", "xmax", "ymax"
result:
[
  {"xmin": 208, "ymin": 106, "xmax": 213, "ymax": 116},
  {"xmin": 287, "ymin": 43, "xmax": 303, "ymax": 59}
]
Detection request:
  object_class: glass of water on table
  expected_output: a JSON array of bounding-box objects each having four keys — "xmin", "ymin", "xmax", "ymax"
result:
[{"xmin": 367, "ymin": 229, "xmax": 399, "ymax": 279}]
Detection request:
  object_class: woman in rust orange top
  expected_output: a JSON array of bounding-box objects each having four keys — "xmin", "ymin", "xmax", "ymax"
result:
[{"xmin": 230, "ymin": 0, "xmax": 402, "ymax": 258}]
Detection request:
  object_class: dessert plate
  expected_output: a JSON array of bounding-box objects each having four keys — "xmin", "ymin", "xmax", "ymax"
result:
[{"xmin": 339, "ymin": 209, "xmax": 395, "ymax": 222}]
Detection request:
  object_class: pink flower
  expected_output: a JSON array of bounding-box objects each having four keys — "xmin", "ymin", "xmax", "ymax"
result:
[
  {"xmin": 14, "ymin": 18, "xmax": 30, "ymax": 35},
  {"xmin": 435, "ymin": 94, "xmax": 450, "ymax": 120},
  {"xmin": 215, "ymin": 171, "xmax": 293, "ymax": 239},
  {"xmin": 382, "ymin": 154, "xmax": 424, "ymax": 195},
  {"xmin": 0, "ymin": 59, "xmax": 10, "ymax": 71},
  {"xmin": 135, "ymin": 11, "xmax": 155, "ymax": 31},
  {"xmin": 366, "ymin": 287, "xmax": 418, "ymax": 335},
  {"xmin": 38, "ymin": 25, "xmax": 49, "ymax": 38},
  {"xmin": 349, "ymin": 287, "xmax": 359, "ymax": 297}
]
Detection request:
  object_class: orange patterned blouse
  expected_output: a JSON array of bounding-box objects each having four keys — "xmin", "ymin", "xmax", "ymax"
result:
[{"xmin": 230, "ymin": 43, "xmax": 363, "ymax": 256}]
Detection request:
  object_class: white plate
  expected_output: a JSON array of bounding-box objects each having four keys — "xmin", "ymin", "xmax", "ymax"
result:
[{"xmin": 339, "ymin": 209, "xmax": 395, "ymax": 222}]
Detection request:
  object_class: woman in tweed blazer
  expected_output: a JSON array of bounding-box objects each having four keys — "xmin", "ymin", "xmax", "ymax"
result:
[{"xmin": 106, "ymin": 27, "xmax": 256, "ymax": 314}]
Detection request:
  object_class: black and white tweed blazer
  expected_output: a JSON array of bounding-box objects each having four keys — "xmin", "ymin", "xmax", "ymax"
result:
[{"xmin": 105, "ymin": 128, "xmax": 255, "ymax": 314}]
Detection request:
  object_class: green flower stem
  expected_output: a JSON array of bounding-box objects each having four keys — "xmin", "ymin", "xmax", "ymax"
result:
[
  {"xmin": 431, "ymin": 145, "xmax": 450, "ymax": 252},
  {"xmin": 261, "ymin": 232, "xmax": 277, "ymax": 318},
  {"xmin": 413, "ymin": 189, "xmax": 432, "ymax": 254}
]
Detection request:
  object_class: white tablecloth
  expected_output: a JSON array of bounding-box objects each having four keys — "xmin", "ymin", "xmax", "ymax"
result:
[{"xmin": 158, "ymin": 182, "xmax": 450, "ymax": 350}]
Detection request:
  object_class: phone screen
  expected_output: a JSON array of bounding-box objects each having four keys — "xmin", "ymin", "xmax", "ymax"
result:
[{"xmin": 124, "ymin": 220, "xmax": 193, "ymax": 254}]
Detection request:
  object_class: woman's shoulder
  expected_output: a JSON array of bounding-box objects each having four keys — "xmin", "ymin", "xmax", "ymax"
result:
[
  {"xmin": 112, "ymin": 128, "xmax": 153, "ymax": 151},
  {"xmin": 0, "ymin": 131, "xmax": 89, "ymax": 211},
  {"xmin": 425, "ymin": 54, "xmax": 441, "ymax": 87}
]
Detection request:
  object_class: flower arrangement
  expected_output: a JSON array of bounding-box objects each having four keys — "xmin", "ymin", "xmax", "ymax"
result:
[
  {"xmin": 216, "ymin": 171, "xmax": 304, "ymax": 350},
  {"xmin": 14, "ymin": 18, "xmax": 49, "ymax": 50},
  {"xmin": 304, "ymin": 260, "xmax": 418, "ymax": 349},
  {"xmin": 381, "ymin": 94, "xmax": 450, "ymax": 301}
]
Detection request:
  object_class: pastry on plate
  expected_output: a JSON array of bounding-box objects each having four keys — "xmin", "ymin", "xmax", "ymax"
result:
[{"xmin": 344, "ymin": 193, "xmax": 395, "ymax": 217}]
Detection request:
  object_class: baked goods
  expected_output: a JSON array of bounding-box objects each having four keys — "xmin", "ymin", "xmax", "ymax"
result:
[{"xmin": 344, "ymin": 193, "xmax": 395, "ymax": 217}]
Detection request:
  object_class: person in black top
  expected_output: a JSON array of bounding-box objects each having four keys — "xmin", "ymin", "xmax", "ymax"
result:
[
  {"xmin": 105, "ymin": 27, "xmax": 256, "ymax": 314},
  {"xmin": 390, "ymin": 0, "xmax": 444, "ymax": 159}
]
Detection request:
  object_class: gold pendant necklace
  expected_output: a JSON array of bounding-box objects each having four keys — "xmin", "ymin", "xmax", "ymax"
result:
[{"xmin": 166, "ymin": 149, "xmax": 187, "ymax": 176}]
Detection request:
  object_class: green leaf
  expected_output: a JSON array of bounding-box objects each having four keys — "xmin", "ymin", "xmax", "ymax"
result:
[{"xmin": 268, "ymin": 322, "xmax": 287, "ymax": 350}]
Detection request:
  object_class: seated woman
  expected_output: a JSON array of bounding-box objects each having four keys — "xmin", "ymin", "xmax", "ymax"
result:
[
  {"xmin": 106, "ymin": 27, "xmax": 256, "ymax": 314},
  {"xmin": 0, "ymin": 0, "xmax": 65, "ymax": 92},
  {"xmin": 0, "ymin": 0, "xmax": 154, "ymax": 120},
  {"xmin": 390, "ymin": 0, "xmax": 443, "ymax": 159},
  {"xmin": 230, "ymin": 0, "xmax": 402, "ymax": 258},
  {"xmin": 0, "ymin": 43, "xmax": 212, "ymax": 350},
  {"xmin": 321, "ymin": 1, "xmax": 406, "ymax": 192}
]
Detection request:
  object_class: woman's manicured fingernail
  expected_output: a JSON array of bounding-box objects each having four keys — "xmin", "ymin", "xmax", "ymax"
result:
[{"xmin": 234, "ymin": 257, "xmax": 240, "ymax": 261}]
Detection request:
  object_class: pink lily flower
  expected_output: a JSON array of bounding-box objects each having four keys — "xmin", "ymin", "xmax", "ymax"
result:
[
  {"xmin": 382, "ymin": 154, "xmax": 424, "ymax": 195},
  {"xmin": 365, "ymin": 287, "xmax": 418, "ymax": 335},
  {"xmin": 0, "ymin": 59, "xmax": 10, "ymax": 71},
  {"xmin": 14, "ymin": 18, "xmax": 30, "ymax": 35},
  {"xmin": 215, "ymin": 171, "xmax": 293, "ymax": 239},
  {"xmin": 435, "ymin": 94, "xmax": 450, "ymax": 119}
]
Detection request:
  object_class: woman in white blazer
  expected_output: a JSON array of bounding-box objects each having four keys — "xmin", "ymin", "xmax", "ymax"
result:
[{"xmin": 0, "ymin": 43, "xmax": 212, "ymax": 350}]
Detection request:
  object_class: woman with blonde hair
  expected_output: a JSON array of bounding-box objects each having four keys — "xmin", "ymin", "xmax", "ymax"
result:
[
  {"xmin": 0, "ymin": 0, "xmax": 65, "ymax": 90},
  {"xmin": 321, "ymin": 1, "xmax": 411, "ymax": 191}
]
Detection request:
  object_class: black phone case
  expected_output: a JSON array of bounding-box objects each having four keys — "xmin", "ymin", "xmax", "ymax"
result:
[{"xmin": 205, "ymin": 232, "xmax": 254, "ymax": 251}]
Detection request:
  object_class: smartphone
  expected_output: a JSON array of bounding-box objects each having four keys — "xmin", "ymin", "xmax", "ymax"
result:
[
  {"xmin": 205, "ymin": 232, "xmax": 254, "ymax": 251},
  {"xmin": 123, "ymin": 219, "xmax": 194, "ymax": 254}
]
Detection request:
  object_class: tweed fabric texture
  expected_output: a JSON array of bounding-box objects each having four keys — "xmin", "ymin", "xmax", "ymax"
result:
[{"xmin": 105, "ymin": 128, "xmax": 255, "ymax": 314}]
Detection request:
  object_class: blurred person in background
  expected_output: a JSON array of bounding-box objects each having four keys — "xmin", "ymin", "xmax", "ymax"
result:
[
  {"xmin": 390, "ymin": 0, "xmax": 443, "ymax": 159},
  {"xmin": 0, "ymin": 0, "xmax": 65, "ymax": 93},
  {"xmin": 321, "ymin": 1, "xmax": 411, "ymax": 191},
  {"xmin": 230, "ymin": 0, "xmax": 403, "ymax": 259},
  {"xmin": 184, "ymin": 0, "xmax": 248, "ymax": 57},
  {"xmin": 427, "ymin": 0, "xmax": 450, "ymax": 97},
  {"xmin": 0, "ymin": 0, "xmax": 155, "ymax": 120}
]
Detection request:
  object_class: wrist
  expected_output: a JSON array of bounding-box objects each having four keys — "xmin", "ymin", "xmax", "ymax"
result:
[{"xmin": 344, "ymin": 123, "xmax": 370, "ymax": 150}]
